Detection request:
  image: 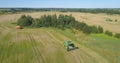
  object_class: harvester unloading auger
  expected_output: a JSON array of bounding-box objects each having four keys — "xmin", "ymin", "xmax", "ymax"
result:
[{"xmin": 63, "ymin": 40, "xmax": 78, "ymax": 51}]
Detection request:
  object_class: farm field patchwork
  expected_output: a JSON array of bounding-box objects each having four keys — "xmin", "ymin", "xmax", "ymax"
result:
[{"xmin": 0, "ymin": 12, "xmax": 120, "ymax": 63}]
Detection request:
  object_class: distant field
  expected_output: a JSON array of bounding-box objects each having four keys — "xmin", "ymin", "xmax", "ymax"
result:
[{"xmin": 0, "ymin": 12, "xmax": 120, "ymax": 63}]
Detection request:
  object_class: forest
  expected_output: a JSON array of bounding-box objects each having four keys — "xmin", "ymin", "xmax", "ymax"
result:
[
  {"xmin": 17, "ymin": 14, "xmax": 104, "ymax": 34},
  {"xmin": 17, "ymin": 14, "xmax": 120, "ymax": 38}
]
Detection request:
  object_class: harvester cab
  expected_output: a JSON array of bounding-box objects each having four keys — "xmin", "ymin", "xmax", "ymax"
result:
[{"xmin": 63, "ymin": 40, "xmax": 78, "ymax": 51}]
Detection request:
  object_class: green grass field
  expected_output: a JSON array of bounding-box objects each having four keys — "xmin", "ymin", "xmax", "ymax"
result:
[
  {"xmin": 87, "ymin": 34, "xmax": 120, "ymax": 63},
  {"xmin": 0, "ymin": 13, "xmax": 120, "ymax": 63}
]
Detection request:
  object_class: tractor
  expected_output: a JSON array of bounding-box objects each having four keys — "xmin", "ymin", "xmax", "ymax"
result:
[{"xmin": 63, "ymin": 40, "xmax": 78, "ymax": 51}]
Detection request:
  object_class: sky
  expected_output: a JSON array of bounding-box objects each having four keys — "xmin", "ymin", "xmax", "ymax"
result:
[{"xmin": 0, "ymin": 0, "xmax": 120, "ymax": 8}]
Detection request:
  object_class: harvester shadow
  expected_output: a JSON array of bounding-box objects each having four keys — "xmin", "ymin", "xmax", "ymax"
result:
[{"xmin": 67, "ymin": 47, "xmax": 79, "ymax": 52}]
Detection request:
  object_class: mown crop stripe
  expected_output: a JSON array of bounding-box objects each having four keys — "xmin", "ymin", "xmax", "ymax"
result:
[
  {"xmin": 28, "ymin": 33, "xmax": 45, "ymax": 63},
  {"xmin": 0, "ymin": 32, "xmax": 12, "ymax": 63}
]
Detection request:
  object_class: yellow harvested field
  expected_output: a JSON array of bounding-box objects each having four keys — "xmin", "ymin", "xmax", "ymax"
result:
[{"xmin": 0, "ymin": 12, "xmax": 120, "ymax": 63}]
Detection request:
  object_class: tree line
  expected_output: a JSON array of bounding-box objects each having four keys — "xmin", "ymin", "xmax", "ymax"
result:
[
  {"xmin": 64, "ymin": 8, "xmax": 120, "ymax": 14},
  {"xmin": 1, "ymin": 8, "xmax": 120, "ymax": 14},
  {"xmin": 17, "ymin": 14, "xmax": 120, "ymax": 39}
]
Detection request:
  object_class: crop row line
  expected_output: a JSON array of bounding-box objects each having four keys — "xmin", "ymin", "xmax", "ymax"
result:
[{"xmin": 28, "ymin": 33, "xmax": 45, "ymax": 63}]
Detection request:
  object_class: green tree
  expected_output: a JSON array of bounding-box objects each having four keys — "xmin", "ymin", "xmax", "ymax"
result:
[
  {"xmin": 82, "ymin": 25, "xmax": 91, "ymax": 34},
  {"xmin": 32, "ymin": 18, "xmax": 41, "ymax": 27},
  {"xmin": 17, "ymin": 15, "xmax": 33, "ymax": 26},
  {"xmin": 58, "ymin": 14, "xmax": 65, "ymax": 29},
  {"xmin": 90, "ymin": 25, "xmax": 98, "ymax": 33},
  {"xmin": 51, "ymin": 14, "xmax": 57, "ymax": 27},
  {"xmin": 105, "ymin": 30, "xmax": 113, "ymax": 36},
  {"xmin": 98, "ymin": 26, "xmax": 103, "ymax": 33},
  {"xmin": 115, "ymin": 33, "xmax": 120, "ymax": 38}
]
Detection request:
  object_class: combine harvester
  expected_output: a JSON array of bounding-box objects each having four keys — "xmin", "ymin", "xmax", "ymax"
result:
[{"xmin": 63, "ymin": 40, "xmax": 78, "ymax": 51}]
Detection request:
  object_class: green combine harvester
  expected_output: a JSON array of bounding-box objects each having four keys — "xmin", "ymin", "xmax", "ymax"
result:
[{"xmin": 63, "ymin": 40, "xmax": 78, "ymax": 51}]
